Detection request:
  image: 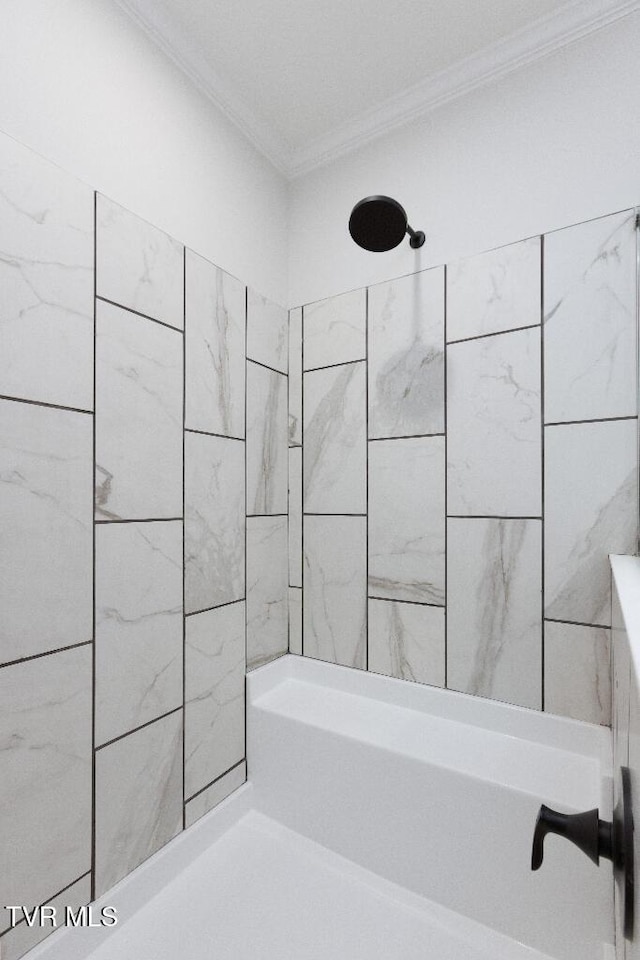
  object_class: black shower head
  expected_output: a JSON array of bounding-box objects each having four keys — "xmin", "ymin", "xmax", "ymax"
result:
[{"xmin": 348, "ymin": 196, "xmax": 425, "ymax": 252}]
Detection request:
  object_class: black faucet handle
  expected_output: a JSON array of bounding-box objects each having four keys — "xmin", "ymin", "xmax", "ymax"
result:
[{"xmin": 531, "ymin": 804, "xmax": 612, "ymax": 870}]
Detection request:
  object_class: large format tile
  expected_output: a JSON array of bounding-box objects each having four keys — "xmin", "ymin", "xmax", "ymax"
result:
[
  {"xmin": 368, "ymin": 267, "xmax": 444, "ymax": 438},
  {"xmin": 0, "ymin": 400, "xmax": 92, "ymax": 664},
  {"xmin": 544, "ymin": 210, "xmax": 636, "ymax": 423},
  {"xmin": 246, "ymin": 517, "xmax": 288, "ymax": 669},
  {"xmin": 447, "ymin": 326, "xmax": 541, "ymax": 517},
  {"xmin": 545, "ymin": 419, "xmax": 637, "ymax": 627},
  {"xmin": 303, "ymin": 361, "xmax": 366, "ymax": 514},
  {"xmin": 303, "ymin": 288, "xmax": 366, "ymax": 370},
  {"xmin": 96, "ymin": 194, "xmax": 184, "ymax": 329},
  {"xmin": 0, "ymin": 874, "xmax": 91, "ymax": 960},
  {"xmin": 0, "ymin": 133, "xmax": 94, "ymax": 410},
  {"xmin": 185, "ymin": 433, "xmax": 245, "ymax": 614},
  {"xmin": 0, "ymin": 647, "xmax": 92, "ymax": 934},
  {"xmin": 304, "ymin": 516, "xmax": 366, "ymax": 669},
  {"xmin": 369, "ymin": 436, "xmax": 445, "ymax": 604},
  {"xmin": 447, "ymin": 518, "xmax": 542, "ymax": 709},
  {"xmin": 95, "ymin": 521, "xmax": 183, "ymax": 746},
  {"xmin": 544, "ymin": 621, "xmax": 611, "ymax": 725},
  {"xmin": 185, "ymin": 602, "xmax": 245, "ymax": 798},
  {"xmin": 368, "ymin": 599, "xmax": 445, "ymax": 687},
  {"xmin": 289, "ymin": 307, "xmax": 302, "ymax": 446},
  {"xmin": 246, "ymin": 362, "xmax": 288, "ymax": 515},
  {"xmin": 95, "ymin": 710, "xmax": 183, "ymax": 898},
  {"xmin": 184, "ymin": 762, "xmax": 247, "ymax": 829},
  {"xmin": 289, "ymin": 587, "xmax": 302, "ymax": 655},
  {"xmin": 289, "ymin": 446, "xmax": 302, "ymax": 587},
  {"xmin": 185, "ymin": 250, "xmax": 245, "ymax": 438},
  {"xmin": 95, "ymin": 300, "xmax": 183, "ymax": 521},
  {"xmin": 246, "ymin": 290, "xmax": 287, "ymax": 373},
  {"xmin": 447, "ymin": 237, "xmax": 541, "ymax": 342}
]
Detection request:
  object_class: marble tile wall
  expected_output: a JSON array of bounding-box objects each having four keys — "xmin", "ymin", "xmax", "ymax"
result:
[
  {"xmin": 293, "ymin": 212, "xmax": 638, "ymax": 725},
  {"xmin": 0, "ymin": 133, "xmax": 285, "ymax": 959}
]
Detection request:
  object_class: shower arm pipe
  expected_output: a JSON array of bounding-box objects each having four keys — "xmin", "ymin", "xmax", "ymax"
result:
[{"xmin": 406, "ymin": 223, "xmax": 425, "ymax": 249}]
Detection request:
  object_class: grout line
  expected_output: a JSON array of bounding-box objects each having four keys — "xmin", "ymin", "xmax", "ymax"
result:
[
  {"xmin": 185, "ymin": 427, "xmax": 244, "ymax": 442},
  {"xmin": 304, "ymin": 356, "xmax": 366, "ymax": 374},
  {"xmin": 91, "ymin": 189, "xmax": 97, "ymax": 903},
  {"xmin": 447, "ymin": 514, "xmax": 543, "ymax": 521},
  {"xmin": 369, "ymin": 432, "xmax": 445, "ymax": 441},
  {"xmin": 304, "ymin": 512, "xmax": 366, "ymax": 517},
  {"xmin": 184, "ymin": 760, "xmax": 246, "ymax": 805},
  {"xmin": 248, "ymin": 513, "xmax": 287, "ymax": 518},
  {"xmin": 0, "ymin": 393, "xmax": 93, "ymax": 416},
  {"xmin": 95, "ymin": 517, "xmax": 182, "ymax": 524},
  {"xmin": 447, "ymin": 322, "xmax": 540, "ymax": 346},
  {"xmin": 247, "ymin": 356, "xmax": 288, "ymax": 377},
  {"xmin": 0, "ymin": 639, "xmax": 93, "ymax": 672},
  {"xmin": 544, "ymin": 415, "xmax": 638, "ymax": 427},
  {"xmin": 94, "ymin": 705, "xmax": 183, "ymax": 753},
  {"xmin": 368, "ymin": 595, "xmax": 445, "ymax": 610},
  {"xmin": 545, "ymin": 617, "xmax": 611, "ymax": 631},
  {"xmin": 96, "ymin": 295, "xmax": 183, "ymax": 334},
  {"xmin": 182, "ymin": 245, "xmax": 187, "ymax": 832},
  {"xmin": 186, "ymin": 598, "xmax": 246, "ymax": 617}
]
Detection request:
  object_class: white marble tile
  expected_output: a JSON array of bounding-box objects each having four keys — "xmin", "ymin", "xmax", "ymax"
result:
[
  {"xmin": 185, "ymin": 432, "xmax": 245, "ymax": 615},
  {"xmin": 368, "ymin": 599, "xmax": 445, "ymax": 687},
  {"xmin": 96, "ymin": 194, "xmax": 184, "ymax": 330},
  {"xmin": 303, "ymin": 362, "xmax": 366, "ymax": 514},
  {"xmin": 289, "ymin": 446, "xmax": 302, "ymax": 587},
  {"xmin": 447, "ymin": 518, "xmax": 542, "ymax": 709},
  {"xmin": 246, "ymin": 517, "xmax": 288, "ymax": 669},
  {"xmin": 545, "ymin": 420, "xmax": 638, "ymax": 627},
  {"xmin": 368, "ymin": 267, "xmax": 444, "ymax": 438},
  {"xmin": 95, "ymin": 709, "xmax": 183, "ymax": 898},
  {"xmin": 447, "ymin": 237, "xmax": 541, "ymax": 342},
  {"xmin": 0, "ymin": 874, "xmax": 91, "ymax": 960},
  {"xmin": 304, "ymin": 516, "xmax": 366, "ymax": 669},
  {"xmin": 0, "ymin": 399, "xmax": 92, "ymax": 664},
  {"xmin": 95, "ymin": 299, "xmax": 183, "ymax": 521},
  {"xmin": 303, "ymin": 288, "xmax": 366, "ymax": 370},
  {"xmin": 95, "ymin": 521, "xmax": 183, "ymax": 746},
  {"xmin": 0, "ymin": 647, "xmax": 92, "ymax": 934},
  {"xmin": 447, "ymin": 326, "xmax": 541, "ymax": 517},
  {"xmin": 369, "ymin": 436, "xmax": 445, "ymax": 604},
  {"xmin": 544, "ymin": 210, "xmax": 636, "ymax": 423},
  {"xmin": 246, "ymin": 289, "xmax": 288, "ymax": 373},
  {"xmin": 184, "ymin": 762, "xmax": 247, "ymax": 829},
  {"xmin": 289, "ymin": 587, "xmax": 302, "ymax": 655},
  {"xmin": 185, "ymin": 602, "xmax": 245, "ymax": 799},
  {"xmin": 612, "ymin": 585, "xmax": 631, "ymax": 778},
  {"xmin": 0, "ymin": 133, "xmax": 94, "ymax": 410},
  {"xmin": 289, "ymin": 307, "xmax": 302, "ymax": 446},
  {"xmin": 247, "ymin": 362, "xmax": 288, "ymax": 515},
  {"xmin": 185, "ymin": 249, "xmax": 245, "ymax": 438},
  {"xmin": 544, "ymin": 621, "xmax": 611, "ymax": 725}
]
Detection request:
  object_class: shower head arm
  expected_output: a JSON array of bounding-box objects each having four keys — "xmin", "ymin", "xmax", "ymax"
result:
[{"xmin": 406, "ymin": 224, "xmax": 426, "ymax": 249}]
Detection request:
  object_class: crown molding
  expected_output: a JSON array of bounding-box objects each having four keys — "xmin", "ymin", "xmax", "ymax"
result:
[{"xmin": 116, "ymin": 0, "xmax": 640, "ymax": 180}]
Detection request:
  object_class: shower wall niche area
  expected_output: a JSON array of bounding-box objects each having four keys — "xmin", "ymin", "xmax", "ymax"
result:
[
  {"xmin": 0, "ymin": 132, "xmax": 288, "ymax": 960},
  {"xmin": 290, "ymin": 210, "xmax": 639, "ymax": 724}
]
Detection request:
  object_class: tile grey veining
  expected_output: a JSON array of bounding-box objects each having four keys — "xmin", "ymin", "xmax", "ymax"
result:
[
  {"xmin": 96, "ymin": 194, "xmax": 184, "ymax": 330},
  {"xmin": 289, "ymin": 587, "xmax": 302, "ymax": 655},
  {"xmin": 0, "ymin": 647, "xmax": 92, "ymax": 933},
  {"xmin": 545, "ymin": 419, "xmax": 637, "ymax": 627},
  {"xmin": 0, "ymin": 399, "xmax": 92, "ymax": 664},
  {"xmin": 447, "ymin": 518, "xmax": 542, "ymax": 709},
  {"xmin": 544, "ymin": 210, "xmax": 636, "ymax": 423},
  {"xmin": 185, "ymin": 602, "xmax": 245, "ymax": 799},
  {"xmin": 0, "ymin": 874, "xmax": 91, "ymax": 960},
  {"xmin": 246, "ymin": 289, "xmax": 288, "ymax": 373},
  {"xmin": 368, "ymin": 267, "xmax": 444, "ymax": 438},
  {"xmin": 369, "ymin": 436, "xmax": 445, "ymax": 604},
  {"xmin": 95, "ymin": 521, "xmax": 183, "ymax": 746},
  {"xmin": 247, "ymin": 362, "xmax": 288, "ymax": 515},
  {"xmin": 289, "ymin": 446, "xmax": 302, "ymax": 587},
  {"xmin": 0, "ymin": 133, "xmax": 94, "ymax": 410},
  {"xmin": 289, "ymin": 306, "xmax": 302, "ymax": 445},
  {"xmin": 544, "ymin": 621, "xmax": 611, "ymax": 725},
  {"xmin": 303, "ymin": 361, "xmax": 366, "ymax": 514},
  {"xmin": 447, "ymin": 326, "xmax": 541, "ymax": 517},
  {"xmin": 246, "ymin": 516, "xmax": 288, "ymax": 669},
  {"xmin": 368, "ymin": 599, "xmax": 445, "ymax": 687},
  {"xmin": 185, "ymin": 249, "xmax": 245, "ymax": 438},
  {"xmin": 95, "ymin": 710, "xmax": 183, "ymax": 898},
  {"xmin": 447, "ymin": 237, "xmax": 541, "ymax": 343},
  {"xmin": 95, "ymin": 299, "xmax": 183, "ymax": 521},
  {"xmin": 185, "ymin": 432, "xmax": 245, "ymax": 615},
  {"xmin": 184, "ymin": 762, "xmax": 247, "ymax": 829},
  {"xmin": 304, "ymin": 515, "xmax": 366, "ymax": 670},
  {"xmin": 303, "ymin": 288, "xmax": 366, "ymax": 370}
]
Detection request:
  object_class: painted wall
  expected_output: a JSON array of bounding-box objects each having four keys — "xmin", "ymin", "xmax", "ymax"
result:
[
  {"xmin": 288, "ymin": 11, "xmax": 640, "ymax": 308},
  {"xmin": 0, "ymin": 0, "xmax": 288, "ymax": 306}
]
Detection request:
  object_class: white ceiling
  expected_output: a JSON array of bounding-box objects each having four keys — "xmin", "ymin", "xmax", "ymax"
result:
[{"xmin": 116, "ymin": 0, "xmax": 640, "ymax": 177}]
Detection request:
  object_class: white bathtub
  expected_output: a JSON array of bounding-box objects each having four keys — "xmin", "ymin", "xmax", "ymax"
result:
[{"xmin": 22, "ymin": 655, "xmax": 613, "ymax": 960}]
